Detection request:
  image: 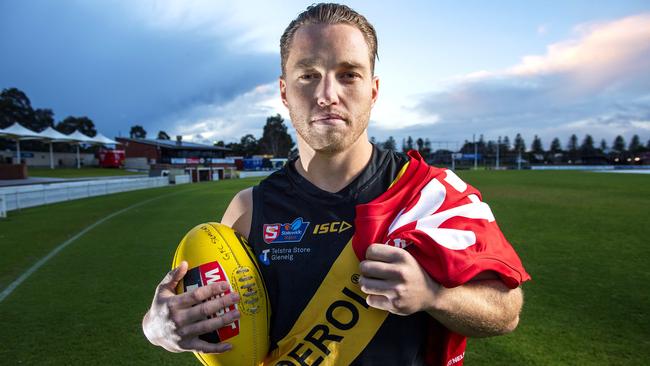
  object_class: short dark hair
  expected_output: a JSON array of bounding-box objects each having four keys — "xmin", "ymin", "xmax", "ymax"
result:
[{"xmin": 280, "ymin": 3, "xmax": 379, "ymax": 77}]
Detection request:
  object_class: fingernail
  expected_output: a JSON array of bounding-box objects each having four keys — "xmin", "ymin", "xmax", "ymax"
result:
[
  {"xmin": 232, "ymin": 293, "xmax": 240, "ymax": 301},
  {"xmin": 224, "ymin": 344, "xmax": 233, "ymax": 351}
]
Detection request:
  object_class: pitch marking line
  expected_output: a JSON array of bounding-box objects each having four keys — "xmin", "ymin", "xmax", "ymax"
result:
[{"xmin": 0, "ymin": 187, "xmax": 197, "ymax": 303}]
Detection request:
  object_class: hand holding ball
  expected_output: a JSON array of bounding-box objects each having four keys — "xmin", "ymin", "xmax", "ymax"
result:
[{"xmin": 172, "ymin": 223, "xmax": 270, "ymax": 366}]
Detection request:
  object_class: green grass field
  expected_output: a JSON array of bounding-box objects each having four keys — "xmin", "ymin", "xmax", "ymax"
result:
[
  {"xmin": 29, "ymin": 167, "xmax": 142, "ymax": 178},
  {"xmin": 0, "ymin": 171, "xmax": 648, "ymax": 365}
]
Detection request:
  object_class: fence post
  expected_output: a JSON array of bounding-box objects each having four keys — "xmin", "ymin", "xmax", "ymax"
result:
[{"xmin": 0, "ymin": 194, "xmax": 6, "ymax": 218}]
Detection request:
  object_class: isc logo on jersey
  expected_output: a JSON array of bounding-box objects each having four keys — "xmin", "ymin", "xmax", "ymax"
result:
[
  {"xmin": 263, "ymin": 217, "xmax": 310, "ymax": 244},
  {"xmin": 312, "ymin": 221, "xmax": 352, "ymax": 235}
]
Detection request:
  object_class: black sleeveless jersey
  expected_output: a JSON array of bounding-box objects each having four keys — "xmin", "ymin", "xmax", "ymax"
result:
[{"xmin": 249, "ymin": 145, "xmax": 430, "ymax": 365}]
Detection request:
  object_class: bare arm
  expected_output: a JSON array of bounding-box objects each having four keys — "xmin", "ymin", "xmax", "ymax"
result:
[
  {"xmin": 359, "ymin": 244, "xmax": 523, "ymax": 338},
  {"xmin": 142, "ymin": 188, "xmax": 253, "ymax": 352},
  {"xmin": 427, "ymin": 276, "xmax": 523, "ymax": 337},
  {"xmin": 221, "ymin": 187, "xmax": 253, "ymax": 239}
]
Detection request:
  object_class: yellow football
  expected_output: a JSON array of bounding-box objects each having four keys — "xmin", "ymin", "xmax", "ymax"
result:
[{"xmin": 172, "ymin": 222, "xmax": 270, "ymax": 366}]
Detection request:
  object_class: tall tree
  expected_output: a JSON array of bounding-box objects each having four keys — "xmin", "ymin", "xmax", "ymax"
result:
[
  {"xmin": 382, "ymin": 136, "xmax": 397, "ymax": 151},
  {"xmin": 57, "ymin": 116, "xmax": 97, "ymax": 137},
  {"xmin": 501, "ymin": 136, "xmax": 511, "ymax": 152},
  {"xmin": 404, "ymin": 136, "xmax": 414, "ymax": 152},
  {"xmin": 460, "ymin": 140, "xmax": 471, "ymax": 153},
  {"xmin": 580, "ymin": 134, "xmax": 595, "ymax": 154},
  {"xmin": 0, "ymin": 87, "xmax": 35, "ymax": 129},
  {"xmin": 258, "ymin": 114, "xmax": 294, "ymax": 157},
  {"xmin": 423, "ymin": 138, "xmax": 432, "ymax": 158},
  {"xmin": 531, "ymin": 135, "xmax": 544, "ymax": 153},
  {"xmin": 240, "ymin": 134, "xmax": 259, "ymax": 157},
  {"xmin": 486, "ymin": 140, "xmax": 496, "ymax": 155},
  {"xmin": 567, "ymin": 134, "xmax": 578, "ymax": 152},
  {"xmin": 157, "ymin": 130, "xmax": 170, "ymax": 140},
  {"xmin": 32, "ymin": 108, "xmax": 55, "ymax": 132},
  {"xmin": 613, "ymin": 135, "xmax": 626, "ymax": 152},
  {"xmin": 599, "ymin": 139, "xmax": 607, "ymax": 151},
  {"xmin": 416, "ymin": 137, "xmax": 424, "ymax": 152},
  {"xmin": 629, "ymin": 134, "xmax": 641, "ymax": 152},
  {"xmin": 129, "ymin": 125, "xmax": 147, "ymax": 139},
  {"xmin": 550, "ymin": 138, "xmax": 562, "ymax": 153},
  {"xmin": 514, "ymin": 133, "xmax": 526, "ymax": 152}
]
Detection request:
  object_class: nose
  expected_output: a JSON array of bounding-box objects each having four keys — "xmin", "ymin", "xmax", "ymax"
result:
[{"xmin": 315, "ymin": 73, "xmax": 339, "ymax": 108}]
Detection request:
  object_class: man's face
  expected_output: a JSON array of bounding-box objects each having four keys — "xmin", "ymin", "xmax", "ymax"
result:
[{"xmin": 280, "ymin": 23, "xmax": 379, "ymax": 154}]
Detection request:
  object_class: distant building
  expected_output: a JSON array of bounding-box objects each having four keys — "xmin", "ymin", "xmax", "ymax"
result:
[{"xmin": 116, "ymin": 137, "xmax": 235, "ymax": 182}]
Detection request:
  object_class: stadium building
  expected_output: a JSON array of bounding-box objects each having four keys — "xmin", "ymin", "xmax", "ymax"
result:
[{"xmin": 116, "ymin": 137, "xmax": 236, "ymax": 182}]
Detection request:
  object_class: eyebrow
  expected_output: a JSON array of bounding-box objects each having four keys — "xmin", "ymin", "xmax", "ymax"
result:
[
  {"xmin": 293, "ymin": 58, "xmax": 365, "ymax": 70},
  {"xmin": 339, "ymin": 61, "xmax": 364, "ymax": 70},
  {"xmin": 294, "ymin": 58, "xmax": 319, "ymax": 69}
]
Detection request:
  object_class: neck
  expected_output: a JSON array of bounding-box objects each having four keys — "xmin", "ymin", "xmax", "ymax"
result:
[{"xmin": 294, "ymin": 134, "xmax": 373, "ymax": 193}]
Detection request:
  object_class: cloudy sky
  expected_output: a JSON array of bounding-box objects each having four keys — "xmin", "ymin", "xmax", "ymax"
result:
[{"xmin": 1, "ymin": 0, "xmax": 649, "ymax": 149}]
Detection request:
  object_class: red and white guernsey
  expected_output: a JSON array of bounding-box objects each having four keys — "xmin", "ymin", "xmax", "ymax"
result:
[{"xmin": 353, "ymin": 150, "xmax": 531, "ymax": 366}]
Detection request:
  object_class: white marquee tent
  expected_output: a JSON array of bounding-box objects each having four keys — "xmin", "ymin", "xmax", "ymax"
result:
[
  {"xmin": 38, "ymin": 127, "xmax": 75, "ymax": 169},
  {"xmin": 0, "ymin": 123, "xmax": 117, "ymax": 169}
]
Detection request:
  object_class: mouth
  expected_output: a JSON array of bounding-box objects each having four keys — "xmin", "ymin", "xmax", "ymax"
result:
[{"xmin": 311, "ymin": 113, "xmax": 346, "ymax": 126}]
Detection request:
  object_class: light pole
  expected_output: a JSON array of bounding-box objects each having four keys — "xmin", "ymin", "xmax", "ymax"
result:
[
  {"xmin": 496, "ymin": 136, "xmax": 500, "ymax": 169},
  {"xmin": 473, "ymin": 134, "xmax": 478, "ymax": 170}
]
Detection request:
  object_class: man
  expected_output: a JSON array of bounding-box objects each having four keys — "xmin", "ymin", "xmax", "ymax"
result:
[{"xmin": 143, "ymin": 3, "xmax": 528, "ymax": 365}]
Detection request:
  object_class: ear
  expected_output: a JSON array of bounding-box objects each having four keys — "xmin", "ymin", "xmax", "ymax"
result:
[
  {"xmin": 371, "ymin": 75, "xmax": 380, "ymax": 107},
  {"xmin": 279, "ymin": 77, "xmax": 289, "ymax": 108}
]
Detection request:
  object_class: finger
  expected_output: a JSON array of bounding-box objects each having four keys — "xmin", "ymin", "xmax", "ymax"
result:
[
  {"xmin": 359, "ymin": 276, "xmax": 393, "ymax": 296},
  {"xmin": 177, "ymin": 308, "xmax": 241, "ymax": 339},
  {"xmin": 365, "ymin": 294, "xmax": 391, "ymax": 311},
  {"xmin": 184, "ymin": 292, "xmax": 241, "ymax": 323},
  {"xmin": 170, "ymin": 281, "xmax": 231, "ymax": 309},
  {"xmin": 158, "ymin": 261, "xmax": 188, "ymax": 293},
  {"xmin": 365, "ymin": 244, "xmax": 404, "ymax": 263},
  {"xmin": 359, "ymin": 259, "xmax": 402, "ymax": 279},
  {"xmin": 179, "ymin": 338, "xmax": 234, "ymax": 354}
]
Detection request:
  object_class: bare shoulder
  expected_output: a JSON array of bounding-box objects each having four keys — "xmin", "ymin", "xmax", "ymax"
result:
[{"xmin": 221, "ymin": 187, "xmax": 253, "ymax": 239}]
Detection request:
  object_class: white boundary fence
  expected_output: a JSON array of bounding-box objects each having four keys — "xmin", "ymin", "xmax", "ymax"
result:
[
  {"xmin": 174, "ymin": 175, "xmax": 191, "ymax": 184},
  {"xmin": 0, "ymin": 177, "xmax": 169, "ymax": 213}
]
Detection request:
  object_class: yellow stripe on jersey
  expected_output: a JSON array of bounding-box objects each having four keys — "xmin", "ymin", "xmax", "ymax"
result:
[
  {"xmin": 389, "ymin": 161, "xmax": 410, "ymax": 190},
  {"xmin": 264, "ymin": 241, "xmax": 388, "ymax": 366}
]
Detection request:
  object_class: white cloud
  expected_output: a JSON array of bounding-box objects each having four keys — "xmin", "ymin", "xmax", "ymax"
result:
[
  {"xmin": 372, "ymin": 93, "xmax": 441, "ymax": 130},
  {"xmin": 411, "ymin": 13, "xmax": 650, "ymax": 146},
  {"xmin": 123, "ymin": 0, "xmax": 300, "ymax": 53},
  {"xmin": 510, "ymin": 14, "xmax": 650, "ymax": 94},
  {"xmin": 164, "ymin": 82, "xmax": 287, "ymax": 144}
]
